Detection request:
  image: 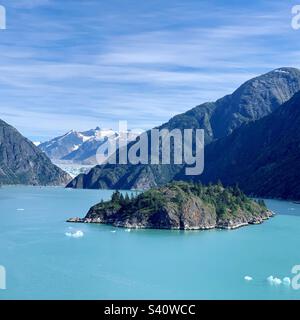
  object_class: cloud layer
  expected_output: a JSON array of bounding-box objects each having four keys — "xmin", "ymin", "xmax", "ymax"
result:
[{"xmin": 0, "ymin": 0, "xmax": 299, "ymax": 140}]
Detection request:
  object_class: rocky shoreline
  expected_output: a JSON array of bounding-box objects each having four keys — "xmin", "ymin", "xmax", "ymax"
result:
[
  {"xmin": 67, "ymin": 182, "xmax": 274, "ymax": 231},
  {"xmin": 67, "ymin": 210, "xmax": 274, "ymax": 230}
]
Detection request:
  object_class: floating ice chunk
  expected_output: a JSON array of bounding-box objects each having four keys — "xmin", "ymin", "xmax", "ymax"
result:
[
  {"xmin": 283, "ymin": 277, "xmax": 291, "ymax": 286},
  {"xmin": 65, "ymin": 230, "xmax": 84, "ymax": 238},
  {"xmin": 267, "ymin": 275, "xmax": 282, "ymax": 285},
  {"xmin": 16, "ymin": 208, "xmax": 25, "ymax": 211},
  {"xmin": 273, "ymin": 278, "xmax": 282, "ymax": 285},
  {"xmin": 244, "ymin": 276, "xmax": 253, "ymax": 281},
  {"xmin": 110, "ymin": 230, "xmax": 116, "ymax": 233},
  {"xmin": 125, "ymin": 229, "xmax": 131, "ymax": 233}
]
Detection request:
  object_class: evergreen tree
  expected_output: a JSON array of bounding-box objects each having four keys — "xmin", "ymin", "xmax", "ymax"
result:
[
  {"xmin": 258, "ymin": 199, "xmax": 266, "ymax": 207},
  {"xmin": 124, "ymin": 193, "xmax": 130, "ymax": 205},
  {"xmin": 119, "ymin": 193, "xmax": 125, "ymax": 206},
  {"xmin": 111, "ymin": 190, "xmax": 121, "ymax": 203}
]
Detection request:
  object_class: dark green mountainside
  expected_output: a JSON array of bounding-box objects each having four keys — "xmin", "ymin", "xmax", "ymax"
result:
[
  {"xmin": 67, "ymin": 67, "xmax": 300, "ymax": 191},
  {"xmin": 0, "ymin": 119, "xmax": 71, "ymax": 186},
  {"xmin": 67, "ymin": 181, "xmax": 273, "ymax": 230},
  {"xmin": 185, "ymin": 90, "xmax": 300, "ymax": 200},
  {"xmin": 161, "ymin": 67, "xmax": 300, "ymax": 142}
]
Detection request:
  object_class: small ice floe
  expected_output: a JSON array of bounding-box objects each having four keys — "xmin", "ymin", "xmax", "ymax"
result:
[
  {"xmin": 288, "ymin": 208, "xmax": 295, "ymax": 211},
  {"xmin": 125, "ymin": 229, "xmax": 131, "ymax": 233},
  {"xmin": 16, "ymin": 208, "xmax": 25, "ymax": 211},
  {"xmin": 283, "ymin": 277, "xmax": 291, "ymax": 286},
  {"xmin": 110, "ymin": 230, "xmax": 117, "ymax": 233},
  {"xmin": 244, "ymin": 276, "xmax": 253, "ymax": 281},
  {"xmin": 65, "ymin": 230, "xmax": 84, "ymax": 238},
  {"xmin": 267, "ymin": 275, "xmax": 282, "ymax": 285}
]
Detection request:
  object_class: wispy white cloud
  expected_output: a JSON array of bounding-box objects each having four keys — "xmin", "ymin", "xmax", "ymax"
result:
[
  {"xmin": 0, "ymin": 0, "xmax": 299, "ymax": 139},
  {"xmin": 9, "ymin": 0, "xmax": 51, "ymax": 9}
]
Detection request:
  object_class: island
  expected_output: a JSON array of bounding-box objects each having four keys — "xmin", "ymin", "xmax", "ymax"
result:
[{"xmin": 67, "ymin": 181, "xmax": 274, "ymax": 230}]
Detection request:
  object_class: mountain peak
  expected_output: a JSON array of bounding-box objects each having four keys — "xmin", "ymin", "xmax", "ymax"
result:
[
  {"xmin": 0, "ymin": 119, "xmax": 71, "ymax": 186},
  {"xmin": 272, "ymin": 67, "xmax": 299, "ymax": 73},
  {"xmin": 209, "ymin": 66, "xmax": 300, "ymax": 138},
  {"xmin": 66, "ymin": 67, "xmax": 300, "ymax": 191},
  {"xmin": 256, "ymin": 67, "xmax": 300, "ymax": 79}
]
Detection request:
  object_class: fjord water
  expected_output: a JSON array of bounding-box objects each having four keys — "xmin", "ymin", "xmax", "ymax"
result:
[{"xmin": 0, "ymin": 187, "xmax": 300, "ymax": 300}]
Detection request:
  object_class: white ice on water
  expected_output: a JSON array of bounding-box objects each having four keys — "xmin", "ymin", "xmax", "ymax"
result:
[
  {"xmin": 244, "ymin": 276, "xmax": 253, "ymax": 281},
  {"xmin": 283, "ymin": 277, "xmax": 291, "ymax": 286},
  {"xmin": 267, "ymin": 276, "xmax": 282, "ymax": 285},
  {"xmin": 65, "ymin": 230, "xmax": 84, "ymax": 238}
]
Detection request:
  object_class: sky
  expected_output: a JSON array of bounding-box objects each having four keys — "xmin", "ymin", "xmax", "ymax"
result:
[{"xmin": 0, "ymin": 0, "xmax": 300, "ymax": 141}]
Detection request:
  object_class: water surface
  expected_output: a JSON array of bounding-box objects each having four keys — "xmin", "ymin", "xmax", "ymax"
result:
[{"xmin": 0, "ymin": 186, "xmax": 300, "ymax": 300}]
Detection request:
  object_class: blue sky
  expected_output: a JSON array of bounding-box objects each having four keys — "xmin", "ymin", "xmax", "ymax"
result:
[{"xmin": 0, "ymin": 0, "xmax": 299, "ymax": 140}]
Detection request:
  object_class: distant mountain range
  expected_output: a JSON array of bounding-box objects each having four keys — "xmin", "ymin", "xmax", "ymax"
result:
[
  {"xmin": 66, "ymin": 67, "xmax": 300, "ymax": 200},
  {"xmin": 0, "ymin": 119, "xmax": 71, "ymax": 186},
  {"xmin": 39, "ymin": 127, "xmax": 140, "ymax": 165},
  {"xmin": 39, "ymin": 127, "xmax": 104, "ymax": 161}
]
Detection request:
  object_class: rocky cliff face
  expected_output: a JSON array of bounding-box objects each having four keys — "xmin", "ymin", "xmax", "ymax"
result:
[
  {"xmin": 186, "ymin": 90, "xmax": 300, "ymax": 200},
  {"xmin": 67, "ymin": 67, "xmax": 300, "ymax": 191},
  {"xmin": 0, "ymin": 119, "xmax": 71, "ymax": 185},
  {"xmin": 67, "ymin": 182, "xmax": 273, "ymax": 230},
  {"xmin": 162, "ymin": 67, "xmax": 300, "ymax": 142}
]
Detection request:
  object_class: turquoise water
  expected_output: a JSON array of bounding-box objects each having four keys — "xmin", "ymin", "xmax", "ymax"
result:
[{"xmin": 0, "ymin": 186, "xmax": 300, "ymax": 300}]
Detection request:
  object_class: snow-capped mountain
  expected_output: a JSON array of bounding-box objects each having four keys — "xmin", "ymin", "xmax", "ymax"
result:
[
  {"xmin": 39, "ymin": 127, "xmax": 140, "ymax": 165},
  {"xmin": 39, "ymin": 128, "xmax": 101, "ymax": 160}
]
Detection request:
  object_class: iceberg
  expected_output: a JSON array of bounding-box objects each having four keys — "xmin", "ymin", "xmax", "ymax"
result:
[
  {"xmin": 267, "ymin": 275, "xmax": 282, "ymax": 285},
  {"xmin": 283, "ymin": 277, "xmax": 291, "ymax": 286},
  {"xmin": 65, "ymin": 230, "xmax": 84, "ymax": 238}
]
